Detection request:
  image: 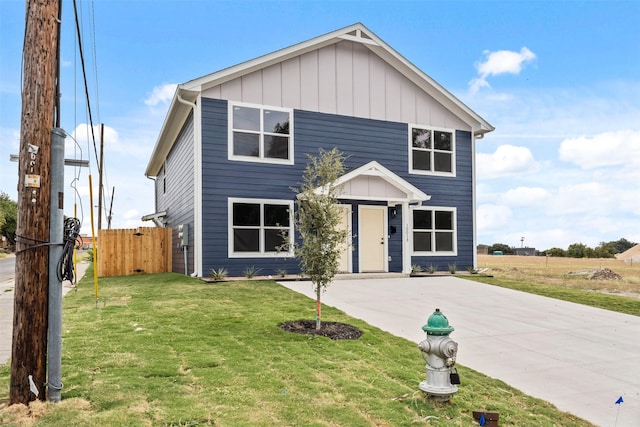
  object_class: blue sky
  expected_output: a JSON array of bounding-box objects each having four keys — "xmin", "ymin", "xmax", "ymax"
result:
[{"xmin": 1, "ymin": 0, "xmax": 639, "ymax": 250}]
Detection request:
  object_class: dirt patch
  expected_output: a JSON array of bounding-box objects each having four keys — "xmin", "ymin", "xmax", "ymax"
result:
[
  {"xmin": 279, "ymin": 320, "xmax": 363, "ymax": 340},
  {"xmin": 566, "ymin": 268, "xmax": 622, "ymax": 280}
]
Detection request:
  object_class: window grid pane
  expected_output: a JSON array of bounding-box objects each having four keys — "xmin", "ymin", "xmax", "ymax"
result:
[
  {"xmin": 234, "ymin": 229, "xmax": 260, "ymax": 252},
  {"xmin": 413, "ymin": 231, "xmax": 432, "ymax": 252},
  {"xmin": 410, "ymin": 126, "xmax": 454, "ymax": 173},
  {"xmin": 232, "ymin": 201, "xmax": 293, "ymax": 255},
  {"xmin": 413, "ymin": 209, "xmax": 455, "ymax": 253},
  {"xmin": 233, "ymin": 132, "xmax": 260, "ymax": 157},
  {"xmin": 231, "ymin": 104, "xmax": 291, "ymax": 162},
  {"xmin": 435, "ymin": 232, "xmax": 453, "ymax": 252},
  {"xmin": 233, "ymin": 106, "xmax": 260, "ymax": 131}
]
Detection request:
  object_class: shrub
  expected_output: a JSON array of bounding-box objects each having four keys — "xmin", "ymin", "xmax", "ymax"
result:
[
  {"xmin": 243, "ymin": 266, "xmax": 261, "ymax": 279},
  {"xmin": 209, "ymin": 267, "xmax": 228, "ymax": 281}
]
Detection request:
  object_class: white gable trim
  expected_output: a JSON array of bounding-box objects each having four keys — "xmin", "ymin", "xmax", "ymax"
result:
[
  {"xmin": 181, "ymin": 23, "xmax": 493, "ymax": 136},
  {"xmin": 321, "ymin": 161, "xmax": 430, "ymax": 204}
]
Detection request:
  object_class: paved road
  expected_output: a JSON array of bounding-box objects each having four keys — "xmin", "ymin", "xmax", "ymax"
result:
[
  {"xmin": 0, "ymin": 255, "xmax": 15, "ymax": 282},
  {"xmin": 0, "ymin": 258, "xmax": 89, "ymax": 365},
  {"xmin": 0, "ymin": 255, "xmax": 16, "ymax": 363},
  {"xmin": 279, "ymin": 276, "xmax": 640, "ymax": 427}
]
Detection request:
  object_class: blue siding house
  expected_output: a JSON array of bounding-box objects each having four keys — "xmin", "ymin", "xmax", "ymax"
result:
[{"xmin": 144, "ymin": 23, "xmax": 493, "ymax": 277}]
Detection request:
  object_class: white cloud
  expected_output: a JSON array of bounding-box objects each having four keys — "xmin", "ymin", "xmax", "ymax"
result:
[
  {"xmin": 67, "ymin": 124, "xmax": 120, "ymax": 156},
  {"xmin": 145, "ymin": 83, "xmax": 178, "ymax": 106},
  {"xmin": 123, "ymin": 209, "xmax": 139, "ymax": 220},
  {"xmin": 477, "ymin": 144, "xmax": 540, "ymax": 179},
  {"xmin": 469, "ymin": 47, "xmax": 536, "ymax": 94},
  {"xmin": 477, "ymin": 204, "xmax": 512, "ymax": 233},
  {"xmin": 559, "ymin": 129, "xmax": 640, "ymax": 169},
  {"xmin": 500, "ymin": 186, "xmax": 550, "ymax": 207}
]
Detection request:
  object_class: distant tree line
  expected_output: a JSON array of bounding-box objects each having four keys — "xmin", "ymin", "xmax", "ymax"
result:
[
  {"xmin": 486, "ymin": 238, "xmax": 637, "ymax": 258},
  {"xmin": 0, "ymin": 192, "xmax": 17, "ymax": 247}
]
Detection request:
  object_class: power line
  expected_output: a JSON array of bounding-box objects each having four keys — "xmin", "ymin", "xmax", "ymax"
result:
[{"xmin": 72, "ymin": 0, "xmax": 99, "ymax": 171}]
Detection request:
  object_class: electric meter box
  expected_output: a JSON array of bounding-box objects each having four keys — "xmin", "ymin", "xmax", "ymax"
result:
[{"xmin": 177, "ymin": 224, "xmax": 189, "ymax": 247}]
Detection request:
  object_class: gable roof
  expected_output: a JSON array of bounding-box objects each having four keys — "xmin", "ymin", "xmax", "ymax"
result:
[
  {"xmin": 146, "ymin": 23, "xmax": 493, "ymax": 177},
  {"xmin": 332, "ymin": 161, "xmax": 430, "ymax": 204},
  {"xmin": 616, "ymin": 244, "xmax": 640, "ymax": 262}
]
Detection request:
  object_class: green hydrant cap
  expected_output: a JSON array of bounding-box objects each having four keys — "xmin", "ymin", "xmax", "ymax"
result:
[{"xmin": 422, "ymin": 308, "xmax": 455, "ymax": 335}]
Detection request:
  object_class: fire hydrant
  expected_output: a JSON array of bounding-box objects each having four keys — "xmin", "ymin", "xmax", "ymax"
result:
[{"xmin": 418, "ymin": 308, "xmax": 459, "ymax": 402}]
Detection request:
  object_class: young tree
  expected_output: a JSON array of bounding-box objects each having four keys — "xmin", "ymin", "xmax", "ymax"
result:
[{"xmin": 291, "ymin": 148, "xmax": 348, "ymax": 330}]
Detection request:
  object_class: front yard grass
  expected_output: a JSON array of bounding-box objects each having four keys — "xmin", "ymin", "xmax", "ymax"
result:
[{"xmin": 0, "ymin": 268, "xmax": 594, "ymax": 426}]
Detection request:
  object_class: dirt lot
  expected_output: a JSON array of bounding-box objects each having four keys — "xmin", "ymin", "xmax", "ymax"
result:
[{"xmin": 477, "ymin": 254, "xmax": 640, "ymax": 298}]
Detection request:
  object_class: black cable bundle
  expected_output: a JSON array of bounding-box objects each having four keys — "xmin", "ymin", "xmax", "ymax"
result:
[{"xmin": 57, "ymin": 217, "xmax": 82, "ymax": 282}]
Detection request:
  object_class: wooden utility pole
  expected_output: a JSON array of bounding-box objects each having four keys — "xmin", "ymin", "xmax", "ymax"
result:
[{"xmin": 11, "ymin": 0, "xmax": 60, "ymax": 404}]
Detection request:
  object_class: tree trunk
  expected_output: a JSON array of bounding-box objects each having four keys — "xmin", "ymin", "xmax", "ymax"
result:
[
  {"xmin": 11, "ymin": 0, "xmax": 59, "ymax": 405},
  {"xmin": 315, "ymin": 285, "xmax": 322, "ymax": 330}
]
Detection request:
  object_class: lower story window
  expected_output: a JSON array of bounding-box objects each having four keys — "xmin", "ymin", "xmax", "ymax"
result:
[
  {"xmin": 412, "ymin": 207, "xmax": 456, "ymax": 255},
  {"xmin": 228, "ymin": 198, "xmax": 294, "ymax": 257}
]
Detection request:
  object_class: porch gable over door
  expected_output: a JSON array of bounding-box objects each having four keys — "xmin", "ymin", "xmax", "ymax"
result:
[{"xmin": 331, "ymin": 161, "xmax": 430, "ymax": 204}]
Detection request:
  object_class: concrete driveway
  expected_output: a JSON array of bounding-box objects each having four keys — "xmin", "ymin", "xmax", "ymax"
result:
[{"xmin": 279, "ymin": 276, "xmax": 640, "ymax": 427}]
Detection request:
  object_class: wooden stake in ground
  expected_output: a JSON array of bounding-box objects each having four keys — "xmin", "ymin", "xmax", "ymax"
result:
[{"xmin": 11, "ymin": 0, "xmax": 60, "ymax": 405}]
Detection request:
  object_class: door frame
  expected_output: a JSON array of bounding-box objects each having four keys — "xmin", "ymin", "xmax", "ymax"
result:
[
  {"xmin": 335, "ymin": 204, "xmax": 353, "ymax": 273},
  {"xmin": 357, "ymin": 205, "xmax": 388, "ymax": 273}
]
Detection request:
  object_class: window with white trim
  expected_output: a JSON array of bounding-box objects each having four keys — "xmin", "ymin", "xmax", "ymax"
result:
[
  {"xmin": 411, "ymin": 207, "xmax": 457, "ymax": 255},
  {"xmin": 229, "ymin": 103, "xmax": 293, "ymax": 164},
  {"xmin": 409, "ymin": 125, "xmax": 455, "ymax": 175},
  {"xmin": 228, "ymin": 198, "xmax": 294, "ymax": 257}
]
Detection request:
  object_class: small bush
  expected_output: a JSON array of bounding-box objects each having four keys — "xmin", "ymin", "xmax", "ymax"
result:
[
  {"xmin": 411, "ymin": 264, "xmax": 422, "ymax": 274},
  {"xmin": 209, "ymin": 267, "xmax": 228, "ymax": 281},
  {"xmin": 276, "ymin": 268, "xmax": 287, "ymax": 278},
  {"xmin": 448, "ymin": 264, "xmax": 457, "ymax": 274},
  {"xmin": 427, "ymin": 265, "xmax": 437, "ymax": 274},
  {"xmin": 243, "ymin": 266, "xmax": 261, "ymax": 279}
]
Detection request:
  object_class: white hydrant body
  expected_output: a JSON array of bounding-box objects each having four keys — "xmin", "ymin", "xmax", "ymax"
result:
[{"xmin": 418, "ymin": 308, "xmax": 459, "ymax": 402}]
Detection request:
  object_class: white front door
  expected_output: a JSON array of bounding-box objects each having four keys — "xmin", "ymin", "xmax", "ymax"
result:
[{"xmin": 359, "ymin": 206, "xmax": 387, "ymax": 272}]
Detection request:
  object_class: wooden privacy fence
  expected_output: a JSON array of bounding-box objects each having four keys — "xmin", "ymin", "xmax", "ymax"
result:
[{"xmin": 98, "ymin": 227, "xmax": 172, "ymax": 277}]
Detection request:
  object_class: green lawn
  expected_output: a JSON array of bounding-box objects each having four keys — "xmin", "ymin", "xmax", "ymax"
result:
[
  {"xmin": 465, "ymin": 275, "xmax": 640, "ymax": 316},
  {"xmin": 0, "ymin": 268, "xmax": 594, "ymax": 426}
]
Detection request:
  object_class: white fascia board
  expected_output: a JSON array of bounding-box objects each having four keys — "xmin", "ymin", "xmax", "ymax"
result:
[
  {"xmin": 181, "ymin": 23, "xmax": 373, "ymax": 93},
  {"xmin": 145, "ymin": 87, "xmax": 198, "ymax": 177}
]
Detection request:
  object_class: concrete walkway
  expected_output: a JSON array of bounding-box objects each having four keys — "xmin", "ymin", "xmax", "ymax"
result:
[
  {"xmin": 0, "ymin": 261, "xmax": 91, "ymax": 365},
  {"xmin": 279, "ymin": 276, "xmax": 640, "ymax": 427}
]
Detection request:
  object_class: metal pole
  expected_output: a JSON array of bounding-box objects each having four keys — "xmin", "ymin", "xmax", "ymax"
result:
[
  {"xmin": 184, "ymin": 246, "xmax": 188, "ymax": 276},
  {"xmin": 47, "ymin": 128, "xmax": 65, "ymax": 402}
]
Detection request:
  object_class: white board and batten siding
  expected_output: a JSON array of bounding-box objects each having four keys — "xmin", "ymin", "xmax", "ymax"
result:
[{"xmin": 202, "ymin": 40, "xmax": 469, "ymax": 131}]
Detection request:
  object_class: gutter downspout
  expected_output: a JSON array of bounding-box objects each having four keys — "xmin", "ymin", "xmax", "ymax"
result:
[
  {"xmin": 144, "ymin": 175, "xmax": 162, "ymax": 227},
  {"xmin": 176, "ymin": 91, "xmax": 201, "ymax": 277}
]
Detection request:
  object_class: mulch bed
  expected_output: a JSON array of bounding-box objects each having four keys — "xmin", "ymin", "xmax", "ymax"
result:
[{"xmin": 279, "ymin": 319, "xmax": 363, "ymax": 340}]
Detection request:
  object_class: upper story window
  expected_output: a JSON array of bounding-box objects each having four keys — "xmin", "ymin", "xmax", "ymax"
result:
[
  {"xmin": 228, "ymin": 198, "xmax": 294, "ymax": 258},
  {"xmin": 229, "ymin": 102, "xmax": 293, "ymax": 164},
  {"xmin": 411, "ymin": 207, "xmax": 457, "ymax": 255},
  {"xmin": 409, "ymin": 125, "xmax": 455, "ymax": 176}
]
